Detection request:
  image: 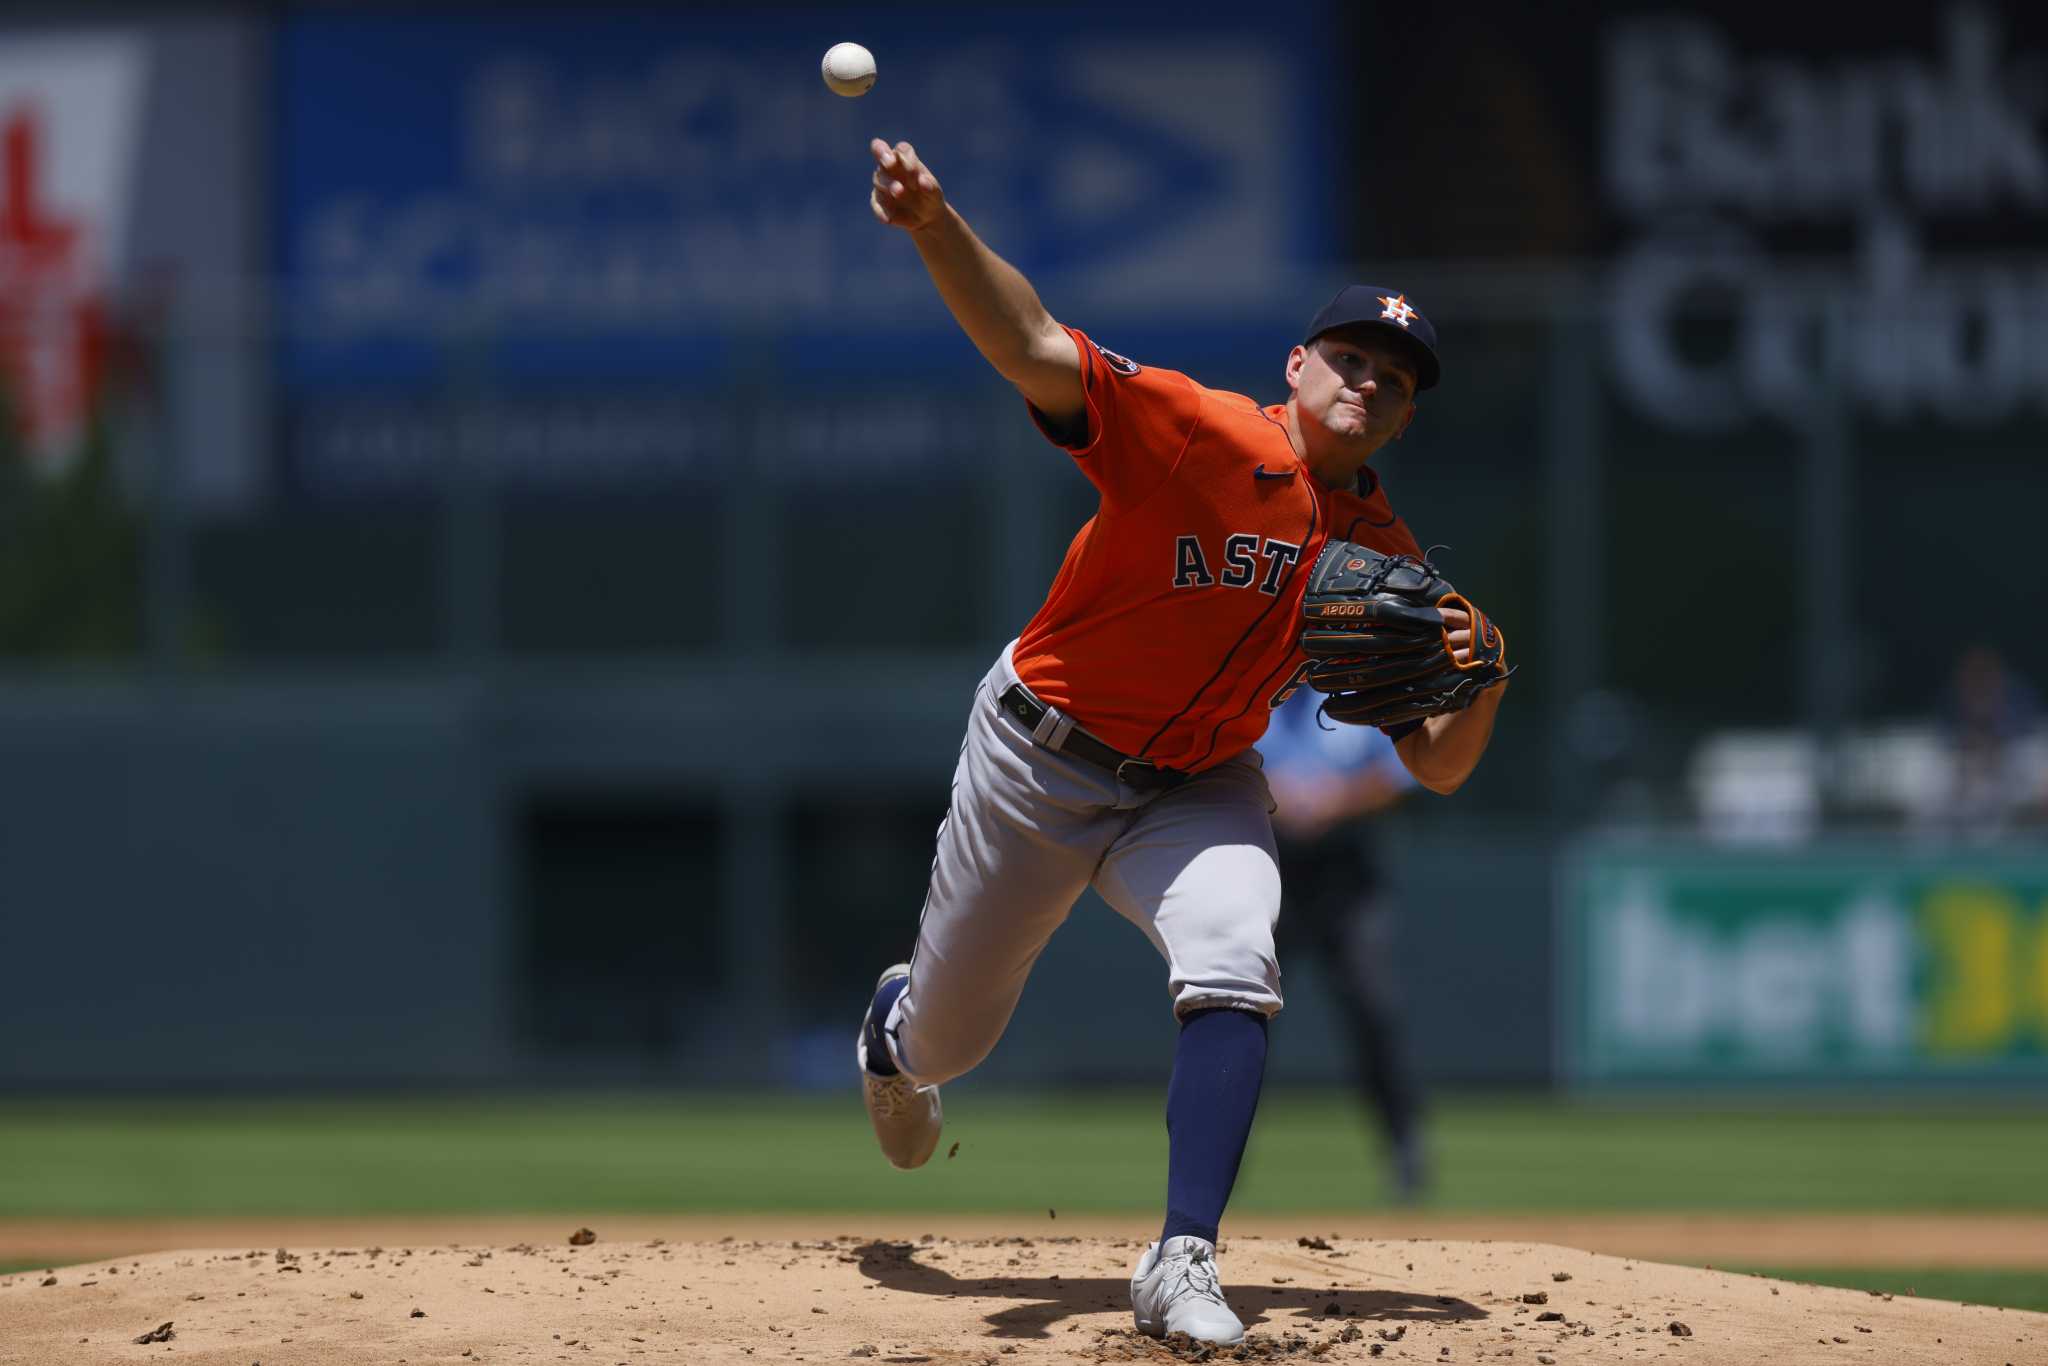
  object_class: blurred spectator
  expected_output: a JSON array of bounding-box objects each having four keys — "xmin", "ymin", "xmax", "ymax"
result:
[
  {"xmin": 1936, "ymin": 645, "xmax": 2045, "ymax": 840},
  {"xmin": 1258, "ymin": 688, "xmax": 1428, "ymax": 1203},
  {"xmin": 1690, "ymin": 732, "xmax": 1822, "ymax": 845}
]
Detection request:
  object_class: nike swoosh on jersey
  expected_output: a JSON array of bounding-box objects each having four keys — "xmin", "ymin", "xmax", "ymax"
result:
[{"xmin": 1252, "ymin": 466, "xmax": 1296, "ymax": 480}]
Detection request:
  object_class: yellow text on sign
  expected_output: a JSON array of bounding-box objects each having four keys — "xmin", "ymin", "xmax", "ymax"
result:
[{"xmin": 1920, "ymin": 884, "xmax": 2048, "ymax": 1055}]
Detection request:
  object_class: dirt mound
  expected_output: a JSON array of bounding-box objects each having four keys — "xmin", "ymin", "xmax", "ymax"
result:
[
  {"xmin": 2, "ymin": 1231, "xmax": 2038, "ymax": 1365},
  {"xmin": 7, "ymin": 1214, "xmax": 2047, "ymax": 1270}
]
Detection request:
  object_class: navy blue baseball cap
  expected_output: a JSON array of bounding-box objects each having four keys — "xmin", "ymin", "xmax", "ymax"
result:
[{"xmin": 1302, "ymin": 285, "xmax": 1441, "ymax": 391}]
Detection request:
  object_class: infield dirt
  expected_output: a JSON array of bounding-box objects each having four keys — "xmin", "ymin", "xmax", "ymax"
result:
[{"xmin": 4, "ymin": 1225, "xmax": 2042, "ymax": 1366}]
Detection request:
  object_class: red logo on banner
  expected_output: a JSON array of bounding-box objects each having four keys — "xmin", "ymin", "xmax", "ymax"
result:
[{"xmin": 0, "ymin": 105, "xmax": 114, "ymax": 467}]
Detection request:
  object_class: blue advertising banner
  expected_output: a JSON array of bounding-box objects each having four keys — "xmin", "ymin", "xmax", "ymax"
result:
[{"xmin": 276, "ymin": 8, "xmax": 1334, "ymax": 406}]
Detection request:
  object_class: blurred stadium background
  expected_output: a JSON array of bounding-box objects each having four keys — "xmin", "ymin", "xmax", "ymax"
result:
[{"xmin": 0, "ymin": 0, "xmax": 2045, "ymax": 1307}]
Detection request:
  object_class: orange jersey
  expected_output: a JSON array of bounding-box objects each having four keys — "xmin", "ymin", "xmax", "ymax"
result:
[{"xmin": 1012, "ymin": 328, "xmax": 1424, "ymax": 774}]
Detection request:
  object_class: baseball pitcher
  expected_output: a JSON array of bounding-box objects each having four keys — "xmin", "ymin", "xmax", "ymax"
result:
[{"xmin": 853, "ymin": 136, "xmax": 1509, "ymax": 1346}]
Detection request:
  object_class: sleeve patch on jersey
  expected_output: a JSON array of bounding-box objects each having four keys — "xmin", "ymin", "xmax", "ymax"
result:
[{"xmin": 1094, "ymin": 342, "xmax": 1142, "ymax": 376}]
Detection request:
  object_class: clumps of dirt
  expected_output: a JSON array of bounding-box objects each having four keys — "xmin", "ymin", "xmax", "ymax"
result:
[
  {"xmin": 567, "ymin": 1227, "xmax": 597, "ymax": 1246},
  {"xmin": 1090, "ymin": 1327, "xmax": 1379, "ymax": 1362},
  {"xmin": 7, "ymin": 1229, "xmax": 2037, "ymax": 1366},
  {"xmin": 132, "ymin": 1321, "xmax": 174, "ymax": 1344},
  {"xmin": 1297, "ymin": 1236, "xmax": 1333, "ymax": 1251}
]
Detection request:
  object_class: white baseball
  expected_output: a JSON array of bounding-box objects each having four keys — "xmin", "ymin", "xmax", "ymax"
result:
[{"xmin": 821, "ymin": 42, "xmax": 876, "ymax": 98}]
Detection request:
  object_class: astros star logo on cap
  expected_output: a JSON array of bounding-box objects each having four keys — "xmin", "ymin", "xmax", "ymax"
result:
[{"xmin": 1378, "ymin": 294, "xmax": 1418, "ymax": 328}]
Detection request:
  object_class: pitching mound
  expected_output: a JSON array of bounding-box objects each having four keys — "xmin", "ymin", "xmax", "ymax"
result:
[{"xmin": 4, "ymin": 1233, "xmax": 2039, "ymax": 1366}]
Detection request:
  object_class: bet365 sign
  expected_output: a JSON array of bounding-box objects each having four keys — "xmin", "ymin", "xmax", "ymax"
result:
[{"xmin": 1563, "ymin": 845, "xmax": 2048, "ymax": 1082}]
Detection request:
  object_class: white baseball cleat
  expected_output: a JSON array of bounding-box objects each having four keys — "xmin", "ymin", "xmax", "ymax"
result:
[
  {"xmin": 857, "ymin": 963, "xmax": 942, "ymax": 1170},
  {"xmin": 1130, "ymin": 1235, "xmax": 1245, "ymax": 1345}
]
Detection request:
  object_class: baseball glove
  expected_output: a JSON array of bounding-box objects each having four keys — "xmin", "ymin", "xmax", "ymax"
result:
[{"xmin": 1298, "ymin": 540, "xmax": 1510, "ymax": 728}]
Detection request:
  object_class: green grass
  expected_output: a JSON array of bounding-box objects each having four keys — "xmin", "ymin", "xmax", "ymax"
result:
[
  {"xmin": 3, "ymin": 1097, "xmax": 2044, "ymax": 1312},
  {"xmin": 1727, "ymin": 1268, "xmax": 2048, "ymax": 1314},
  {"xmin": 0, "ymin": 1091, "xmax": 2041, "ymax": 1217}
]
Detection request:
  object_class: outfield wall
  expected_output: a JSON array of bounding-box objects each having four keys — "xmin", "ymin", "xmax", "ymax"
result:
[
  {"xmin": 13, "ymin": 688, "xmax": 2042, "ymax": 1093},
  {"xmin": 0, "ymin": 686, "xmax": 1554, "ymax": 1090}
]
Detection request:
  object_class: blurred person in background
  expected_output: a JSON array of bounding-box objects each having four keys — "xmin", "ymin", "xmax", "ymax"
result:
[
  {"xmin": 1939, "ymin": 644, "xmax": 2045, "ymax": 840},
  {"xmin": 1259, "ymin": 687, "xmax": 1429, "ymax": 1203}
]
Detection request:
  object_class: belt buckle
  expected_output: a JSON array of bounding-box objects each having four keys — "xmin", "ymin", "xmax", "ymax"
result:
[
  {"xmin": 1001, "ymin": 687, "xmax": 1036, "ymax": 725},
  {"xmin": 1116, "ymin": 758, "xmax": 1166, "ymax": 788}
]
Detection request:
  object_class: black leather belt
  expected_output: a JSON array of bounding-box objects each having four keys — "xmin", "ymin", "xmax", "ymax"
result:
[{"xmin": 997, "ymin": 683, "xmax": 1190, "ymax": 790}]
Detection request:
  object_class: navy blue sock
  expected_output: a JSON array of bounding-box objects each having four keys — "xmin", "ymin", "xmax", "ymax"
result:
[
  {"xmin": 1161, "ymin": 1007, "xmax": 1269, "ymax": 1246},
  {"xmin": 861, "ymin": 975, "xmax": 907, "ymax": 1077}
]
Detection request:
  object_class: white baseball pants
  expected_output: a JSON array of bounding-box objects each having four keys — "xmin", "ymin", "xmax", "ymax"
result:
[{"xmin": 882, "ymin": 645, "xmax": 1284, "ymax": 1087}]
